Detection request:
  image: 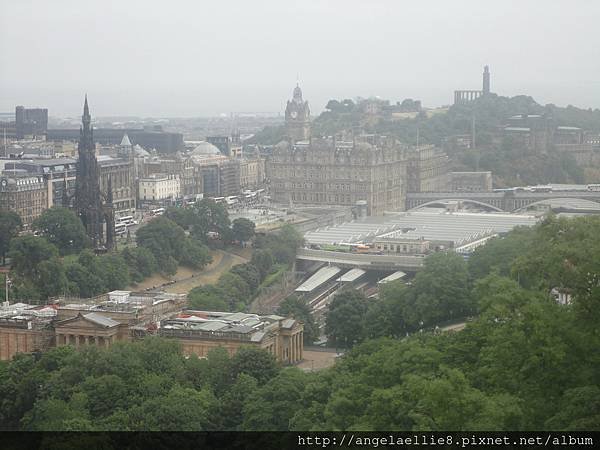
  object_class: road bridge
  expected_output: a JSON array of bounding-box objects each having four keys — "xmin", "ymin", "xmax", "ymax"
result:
[
  {"xmin": 406, "ymin": 190, "xmax": 600, "ymax": 212},
  {"xmin": 296, "ymin": 248, "xmax": 425, "ymax": 271}
]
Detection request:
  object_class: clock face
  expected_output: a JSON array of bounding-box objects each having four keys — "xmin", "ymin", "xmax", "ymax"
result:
[{"xmin": 290, "ymin": 111, "xmax": 298, "ymax": 119}]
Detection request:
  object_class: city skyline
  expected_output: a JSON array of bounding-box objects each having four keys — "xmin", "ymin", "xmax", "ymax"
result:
[{"xmin": 2, "ymin": 0, "xmax": 600, "ymax": 117}]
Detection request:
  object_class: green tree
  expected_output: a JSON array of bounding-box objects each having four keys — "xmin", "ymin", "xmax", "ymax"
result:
[
  {"xmin": 250, "ymin": 249, "xmax": 274, "ymax": 279},
  {"xmin": 180, "ymin": 238, "xmax": 211, "ymax": 269},
  {"xmin": 120, "ymin": 246, "xmax": 158, "ymax": 282},
  {"xmin": 37, "ymin": 257, "xmax": 68, "ymax": 299},
  {"xmin": 21, "ymin": 394, "xmax": 91, "ymax": 431},
  {"xmin": 325, "ymin": 289, "xmax": 369, "ymax": 348},
  {"xmin": 192, "ymin": 198, "xmax": 231, "ymax": 241},
  {"xmin": 230, "ymin": 346, "xmax": 279, "ymax": 385},
  {"xmin": 126, "ymin": 386, "xmax": 216, "ymax": 431},
  {"xmin": 0, "ymin": 210, "xmax": 21, "ymax": 265},
  {"xmin": 229, "ymin": 263, "xmax": 261, "ymax": 293},
  {"xmin": 243, "ymin": 368, "xmax": 308, "ymax": 431},
  {"xmin": 8, "ymin": 235, "xmax": 59, "ymax": 279},
  {"xmin": 165, "ymin": 206, "xmax": 196, "ymax": 230},
  {"xmin": 231, "ymin": 217, "xmax": 256, "ymax": 242},
  {"xmin": 545, "ymin": 386, "xmax": 600, "ymax": 430},
  {"xmin": 217, "ymin": 272, "xmax": 251, "ymax": 310},
  {"xmin": 392, "ymin": 252, "xmax": 472, "ymax": 332},
  {"xmin": 33, "ymin": 207, "xmax": 89, "ymax": 255},
  {"xmin": 217, "ymin": 373, "xmax": 259, "ymax": 430},
  {"xmin": 79, "ymin": 375, "xmax": 129, "ymax": 418},
  {"xmin": 188, "ymin": 285, "xmax": 229, "ymax": 311}
]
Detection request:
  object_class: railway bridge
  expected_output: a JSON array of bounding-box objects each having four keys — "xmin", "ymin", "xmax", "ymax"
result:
[{"xmin": 406, "ymin": 190, "xmax": 600, "ymax": 212}]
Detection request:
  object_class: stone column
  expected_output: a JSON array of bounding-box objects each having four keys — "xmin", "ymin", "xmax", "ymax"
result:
[
  {"xmin": 291, "ymin": 335, "xmax": 296, "ymax": 363},
  {"xmin": 292, "ymin": 334, "xmax": 297, "ymax": 363},
  {"xmin": 84, "ymin": 335, "xmax": 89, "ymax": 345},
  {"xmin": 104, "ymin": 336, "xmax": 110, "ymax": 348},
  {"xmin": 294, "ymin": 335, "xmax": 298, "ymax": 362}
]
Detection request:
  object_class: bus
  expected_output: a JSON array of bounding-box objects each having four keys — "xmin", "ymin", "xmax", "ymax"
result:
[
  {"xmin": 151, "ymin": 208, "xmax": 165, "ymax": 216},
  {"xmin": 587, "ymin": 184, "xmax": 600, "ymax": 192},
  {"xmin": 115, "ymin": 223, "xmax": 127, "ymax": 236},
  {"xmin": 116, "ymin": 215, "xmax": 135, "ymax": 225},
  {"xmin": 531, "ymin": 185, "xmax": 553, "ymax": 193}
]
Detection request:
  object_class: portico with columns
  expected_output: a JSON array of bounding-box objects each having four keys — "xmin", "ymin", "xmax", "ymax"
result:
[{"xmin": 54, "ymin": 312, "xmax": 121, "ymax": 349}]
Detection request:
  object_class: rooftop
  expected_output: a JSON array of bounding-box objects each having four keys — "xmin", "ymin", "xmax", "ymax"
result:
[
  {"xmin": 304, "ymin": 210, "xmax": 539, "ymax": 247},
  {"xmin": 295, "ymin": 266, "xmax": 342, "ymax": 293},
  {"xmin": 159, "ymin": 310, "xmax": 296, "ymax": 343}
]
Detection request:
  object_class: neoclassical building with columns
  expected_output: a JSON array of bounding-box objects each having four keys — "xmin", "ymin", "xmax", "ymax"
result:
[
  {"xmin": 0, "ymin": 292, "xmax": 304, "ymax": 364},
  {"xmin": 144, "ymin": 311, "xmax": 304, "ymax": 365}
]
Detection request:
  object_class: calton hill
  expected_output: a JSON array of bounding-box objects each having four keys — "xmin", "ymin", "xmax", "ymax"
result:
[{"xmin": 253, "ymin": 93, "xmax": 600, "ymax": 186}]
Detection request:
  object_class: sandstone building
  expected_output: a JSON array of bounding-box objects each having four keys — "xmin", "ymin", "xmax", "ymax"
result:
[
  {"xmin": 0, "ymin": 291, "xmax": 303, "ymax": 365},
  {"xmin": 269, "ymin": 134, "xmax": 407, "ymax": 215}
]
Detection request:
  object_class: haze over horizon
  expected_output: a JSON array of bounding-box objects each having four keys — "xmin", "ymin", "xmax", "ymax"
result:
[{"xmin": 2, "ymin": 0, "xmax": 600, "ymax": 117}]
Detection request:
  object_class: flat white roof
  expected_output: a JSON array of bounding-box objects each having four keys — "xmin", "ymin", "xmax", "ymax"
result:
[
  {"xmin": 378, "ymin": 271, "xmax": 406, "ymax": 284},
  {"xmin": 304, "ymin": 211, "xmax": 539, "ymax": 247},
  {"xmin": 336, "ymin": 268, "xmax": 366, "ymax": 282},
  {"xmin": 295, "ymin": 266, "xmax": 341, "ymax": 293}
]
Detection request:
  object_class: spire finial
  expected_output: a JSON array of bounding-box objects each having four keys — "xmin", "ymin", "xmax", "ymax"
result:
[{"xmin": 83, "ymin": 94, "xmax": 90, "ymax": 121}]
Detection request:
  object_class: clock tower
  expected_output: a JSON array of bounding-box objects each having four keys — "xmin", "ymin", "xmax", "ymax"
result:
[{"xmin": 285, "ymin": 83, "xmax": 311, "ymax": 142}]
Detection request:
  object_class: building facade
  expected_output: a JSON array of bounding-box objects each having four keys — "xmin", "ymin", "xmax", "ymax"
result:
[
  {"xmin": 148, "ymin": 311, "xmax": 304, "ymax": 364},
  {"xmin": 47, "ymin": 127, "xmax": 184, "ymax": 154},
  {"xmin": 269, "ymin": 135, "xmax": 407, "ymax": 215},
  {"xmin": 450, "ymin": 171, "xmax": 493, "ymax": 192},
  {"xmin": 5, "ymin": 158, "xmax": 77, "ymax": 209},
  {"xmin": 0, "ymin": 175, "xmax": 48, "ymax": 228},
  {"xmin": 285, "ymin": 84, "xmax": 311, "ymax": 142},
  {"xmin": 406, "ymin": 145, "xmax": 449, "ymax": 193},
  {"xmin": 15, "ymin": 106, "xmax": 48, "ymax": 139},
  {"xmin": 138, "ymin": 173, "xmax": 180, "ymax": 202},
  {"xmin": 0, "ymin": 293, "xmax": 303, "ymax": 365},
  {"xmin": 142, "ymin": 154, "xmax": 203, "ymax": 199},
  {"xmin": 239, "ymin": 158, "xmax": 265, "ymax": 189},
  {"xmin": 98, "ymin": 154, "xmax": 136, "ymax": 215}
]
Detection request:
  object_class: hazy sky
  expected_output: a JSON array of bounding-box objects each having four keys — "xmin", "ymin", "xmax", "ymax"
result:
[{"xmin": 2, "ymin": 0, "xmax": 599, "ymax": 117}]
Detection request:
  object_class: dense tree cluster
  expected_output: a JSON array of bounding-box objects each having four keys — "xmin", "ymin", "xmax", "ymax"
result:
[
  {"xmin": 0, "ymin": 339, "xmax": 280, "ymax": 431},
  {"xmin": 32, "ymin": 207, "xmax": 89, "ymax": 255},
  {"xmin": 165, "ymin": 198, "xmax": 232, "ymax": 243},
  {"xmin": 188, "ymin": 224, "xmax": 303, "ymax": 312},
  {"xmin": 7, "ymin": 236, "xmax": 142, "ymax": 301},
  {"xmin": 135, "ymin": 216, "xmax": 211, "ymax": 276},
  {"xmin": 325, "ymin": 252, "xmax": 473, "ymax": 347},
  {"xmin": 0, "ymin": 210, "xmax": 22, "ymax": 265},
  {"xmin": 1, "ymin": 215, "xmax": 600, "ymax": 431},
  {"xmin": 2, "ymin": 206, "xmax": 214, "ymax": 302}
]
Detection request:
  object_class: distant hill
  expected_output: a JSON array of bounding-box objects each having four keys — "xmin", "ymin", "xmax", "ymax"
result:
[{"xmin": 251, "ymin": 94, "xmax": 600, "ymax": 186}]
